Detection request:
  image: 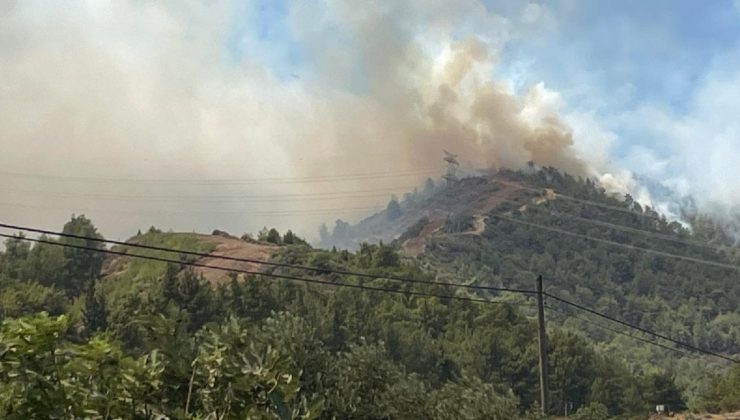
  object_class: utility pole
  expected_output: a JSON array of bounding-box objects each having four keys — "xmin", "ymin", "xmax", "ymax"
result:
[{"xmin": 536, "ymin": 275, "xmax": 549, "ymax": 416}]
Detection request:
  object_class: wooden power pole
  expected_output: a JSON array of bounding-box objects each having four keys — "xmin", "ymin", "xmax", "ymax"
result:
[{"xmin": 536, "ymin": 275, "xmax": 549, "ymax": 416}]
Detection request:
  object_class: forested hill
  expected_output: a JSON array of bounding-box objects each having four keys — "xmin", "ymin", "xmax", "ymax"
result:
[
  {"xmin": 0, "ymin": 168, "xmax": 739, "ymax": 418},
  {"xmin": 319, "ymin": 166, "xmax": 740, "ymax": 412},
  {"xmin": 396, "ymin": 168, "xmax": 740, "ymax": 409},
  {"xmin": 320, "ymin": 168, "xmax": 739, "ymax": 356},
  {"xmin": 392, "ymin": 168, "xmax": 740, "ymax": 350}
]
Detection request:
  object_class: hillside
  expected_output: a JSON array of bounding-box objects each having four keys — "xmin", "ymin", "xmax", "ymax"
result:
[
  {"xmin": 319, "ymin": 167, "xmax": 740, "ymax": 409},
  {"xmin": 1, "ymin": 168, "xmax": 739, "ymax": 418},
  {"xmin": 319, "ymin": 169, "xmax": 534, "ymax": 250},
  {"xmin": 93, "ymin": 166, "xmax": 740, "ymax": 414},
  {"xmin": 102, "ymin": 228, "xmax": 278, "ymax": 285}
]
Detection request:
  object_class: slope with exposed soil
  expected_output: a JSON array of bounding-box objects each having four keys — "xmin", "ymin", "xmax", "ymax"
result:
[
  {"xmin": 190, "ymin": 233, "xmax": 278, "ymax": 284},
  {"xmin": 320, "ymin": 170, "xmax": 543, "ymax": 253},
  {"xmin": 101, "ymin": 230, "xmax": 278, "ymax": 285}
]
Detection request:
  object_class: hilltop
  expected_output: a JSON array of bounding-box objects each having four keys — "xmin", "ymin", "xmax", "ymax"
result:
[
  {"xmin": 318, "ymin": 167, "xmax": 740, "ymax": 408},
  {"xmin": 102, "ymin": 228, "xmax": 278, "ymax": 285},
  {"xmin": 319, "ymin": 169, "xmax": 535, "ymax": 250},
  {"xmin": 1, "ymin": 167, "xmax": 739, "ymax": 418}
]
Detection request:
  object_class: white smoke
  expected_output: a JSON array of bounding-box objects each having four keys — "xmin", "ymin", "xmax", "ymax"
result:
[{"xmin": 0, "ymin": 0, "xmax": 649, "ymax": 240}]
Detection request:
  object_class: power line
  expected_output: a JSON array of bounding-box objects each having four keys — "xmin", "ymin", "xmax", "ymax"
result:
[
  {"xmin": 527, "ymin": 206, "xmax": 730, "ymax": 253},
  {"xmin": 496, "ymin": 179, "xmax": 662, "ymax": 220},
  {"xmin": 0, "ymin": 222, "xmax": 538, "ymax": 296},
  {"xmin": 0, "ymin": 202, "xmax": 383, "ymax": 216},
  {"xmin": 0, "ymin": 224, "xmax": 740, "ymax": 363},
  {"xmin": 555, "ymin": 194, "xmax": 662, "ymax": 220},
  {"xmin": 0, "ymin": 232, "xmax": 535, "ymax": 310},
  {"xmin": 545, "ymin": 303, "xmax": 695, "ymax": 358},
  {"xmin": 0, "ymin": 168, "xmax": 438, "ymax": 185},
  {"xmin": 0, "ymin": 185, "xmax": 421, "ymax": 202},
  {"xmin": 493, "ymin": 214, "xmax": 740, "ymax": 272},
  {"xmin": 497, "ymin": 177, "xmax": 735, "ymax": 252},
  {"xmin": 544, "ymin": 292, "xmax": 738, "ymax": 363}
]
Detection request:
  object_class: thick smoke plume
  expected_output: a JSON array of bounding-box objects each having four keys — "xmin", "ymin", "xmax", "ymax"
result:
[{"xmin": 0, "ymin": 1, "xmax": 613, "ymax": 240}]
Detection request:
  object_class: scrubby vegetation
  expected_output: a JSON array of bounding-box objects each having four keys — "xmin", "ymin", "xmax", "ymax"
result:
[{"xmin": 1, "ymin": 169, "xmax": 739, "ymax": 418}]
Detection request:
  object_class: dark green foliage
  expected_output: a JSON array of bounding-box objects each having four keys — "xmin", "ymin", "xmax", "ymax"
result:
[
  {"xmin": 571, "ymin": 402, "xmax": 609, "ymax": 420},
  {"xmin": 187, "ymin": 317, "xmax": 316, "ymax": 418},
  {"xmin": 0, "ymin": 234, "xmax": 30, "ymax": 279},
  {"xmin": 163, "ymin": 268, "xmax": 218, "ymax": 332},
  {"xmin": 418, "ymin": 167, "xmax": 740, "ymax": 411},
  {"xmin": 60, "ymin": 215, "xmax": 105, "ymax": 296},
  {"xmin": 398, "ymin": 216, "xmax": 431, "ymax": 243},
  {"xmin": 0, "ymin": 197, "xmax": 737, "ymax": 417},
  {"xmin": 258, "ymin": 226, "xmax": 283, "ymax": 244},
  {"xmin": 547, "ymin": 331, "xmax": 597, "ymax": 411},
  {"xmin": 323, "ymin": 341, "xmax": 401, "ymax": 417},
  {"xmin": 697, "ymin": 364, "xmax": 740, "ymax": 412},
  {"xmin": 257, "ymin": 225, "xmax": 310, "ymax": 245},
  {"xmin": 373, "ymin": 241, "xmax": 400, "ymax": 267},
  {"xmin": 22, "ymin": 236, "xmax": 66, "ymax": 287},
  {"xmin": 644, "ymin": 372, "xmax": 687, "ymax": 412},
  {"xmin": 441, "ymin": 213, "xmax": 475, "ymax": 233},
  {"xmin": 82, "ymin": 280, "xmax": 107, "ymax": 333},
  {"xmin": 0, "ymin": 313, "xmax": 164, "ymax": 419},
  {"xmin": 0, "ymin": 280, "xmax": 66, "ymax": 319},
  {"xmin": 283, "ymin": 229, "xmax": 308, "ymax": 245}
]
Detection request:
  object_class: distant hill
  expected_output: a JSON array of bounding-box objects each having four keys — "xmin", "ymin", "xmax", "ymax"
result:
[
  {"xmin": 318, "ymin": 169, "xmax": 537, "ymax": 250},
  {"xmin": 2, "ymin": 169, "xmax": 739, "ymax": 416},
  {"xmin": 318, "ymin": 167, "xmax": 740, "ymax": 406}
]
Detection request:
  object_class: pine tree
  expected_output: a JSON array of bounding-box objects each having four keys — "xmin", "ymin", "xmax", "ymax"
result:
[{"xmin": 83, "ymin": 280, "xmax": 107, "ymax": 333}]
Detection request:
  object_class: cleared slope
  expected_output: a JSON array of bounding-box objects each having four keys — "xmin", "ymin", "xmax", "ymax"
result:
[{"xmin": 102, "ymin": 229, "xmax": 277, "ymax": 285}]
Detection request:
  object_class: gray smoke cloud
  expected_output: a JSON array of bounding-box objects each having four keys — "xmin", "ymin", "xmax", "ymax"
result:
[{"xmin": 0, "ymin": 0, "xmax": 618, "ymax": 241}]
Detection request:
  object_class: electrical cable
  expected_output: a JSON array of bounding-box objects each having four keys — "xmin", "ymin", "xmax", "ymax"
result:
[
  {"xmin": 0, "ymin": 232, "xmax": 536, "ymax": 310},
  {"xmin": 545, "ymin": 303, "xmax": 695, "ymax": 358},
  {"xmin": 527, "ymin": 206, "xmax": 728, "ymax": 252},
  {"xmin": 544, "ymin": 292, "xmax": 738, "ymax": 363},
  {"xmin": 0, "ymin": 222, "xmax": 538, "ymax": 296},
  {"xmin": 0, "ymin": 185, "xmax": 421, "ymax": 202},
  {"xmin": 0, "ymin": 202, "xmax": 383, "ymax": 216},
  {"xmin": 0, "ymin": 168, "xmax": 437, "ymax": 185},
  {"xmin": 493, "ymin": 214, "xmax": 740, "ymax": 272}
]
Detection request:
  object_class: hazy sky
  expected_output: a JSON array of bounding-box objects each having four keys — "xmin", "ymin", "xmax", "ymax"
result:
[{"xmin": 2, "ymin": 0, "xmax": 740, "ymax": 241}]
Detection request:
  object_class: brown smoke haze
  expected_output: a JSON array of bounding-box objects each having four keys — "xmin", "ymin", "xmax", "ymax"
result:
[{"xmin": 0, "ymin": 1, "xmax": 610, "ymax": 240}]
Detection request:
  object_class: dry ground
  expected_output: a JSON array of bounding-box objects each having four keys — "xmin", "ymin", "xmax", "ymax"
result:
[{"xmin": 190, "ymin": 234, "xmax": 278, "ymax": 284}]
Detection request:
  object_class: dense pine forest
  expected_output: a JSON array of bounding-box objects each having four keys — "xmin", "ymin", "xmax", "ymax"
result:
[{"xmin": 1, "ymin": 168, "xmax": 739, "ymax": 419}]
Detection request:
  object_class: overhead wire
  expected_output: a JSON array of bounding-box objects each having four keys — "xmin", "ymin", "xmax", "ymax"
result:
[
  {"xmin": 4, "ymin": 226, "xmax": 730, "ymax": 362},
  {"xmin": 3, "ymin": 222, "xmax": 735, "ymax": 363},
  {"xmin": 493, "ymin": 214, "xmax": 740, "ymax": 272},
  {"xmin": 0, "ymin": 221, "xmax": 538, "ymax": 296},
  {"xmin": 4, "ymin": 172, "xmax": 738, "ymax": 364},
  {"xmin": 544, "ymin": 292, "xmax": 738, "ymax": 363},
  {"xmin": 527, "ymin": 206, "xmax": 728, "ymax": 252},
  {"xmin": 495, "ymin": 179, "xmax": 663, "ymax": 220},
  {"xmin": 545, "ymin": 303, "xmax": 695, "ymax": 358},
  {"xmin": 0, "ymin": 202, "xmax": 383, "ymax": 216},
  {"xmin": 0, "ymin": 232, "xmax": 536, "ymax": 310},
  {"xmin": 488, "ymin": 193, "xmax": 739, "ymax": 362},
  {"xmin": 554, "ymin": 194, "xmax": 663, "ymax": 220},
  {"xmin": 0, "ymin": 185, "xmax": 421, "ymax": 202},
  {"xmin": 0, "ymin": 168, "xmax": 438, "ymax": 185}
]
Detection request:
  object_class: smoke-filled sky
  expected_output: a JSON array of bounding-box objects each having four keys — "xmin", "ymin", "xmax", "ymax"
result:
[{"xmin": 1, "ymin": 0, "xmax": 739, "ymax": 241}]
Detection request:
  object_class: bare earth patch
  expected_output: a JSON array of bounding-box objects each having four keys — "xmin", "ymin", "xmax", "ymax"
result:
[
  {"xmin": 190, "ymin": 234, "xmax": 278, "ymax": 285},
  {"xmin": 400, "ymin": 177, "xmax": 529, "ymax": 255}
]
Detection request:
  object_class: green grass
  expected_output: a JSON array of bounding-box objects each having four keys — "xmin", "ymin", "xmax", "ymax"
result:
[
  {"xmin": 101, "ymin": 230, "xmax": 217, "ymax": 314},
  {"xmin": 108, "ymin": 231, "xmax": 215, "ymax": 279}
]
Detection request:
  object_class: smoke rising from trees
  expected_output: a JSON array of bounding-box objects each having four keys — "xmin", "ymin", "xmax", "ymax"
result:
[{"xmin": 0, "ymin": 1, "xmax": 728, "ymax": 239}]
